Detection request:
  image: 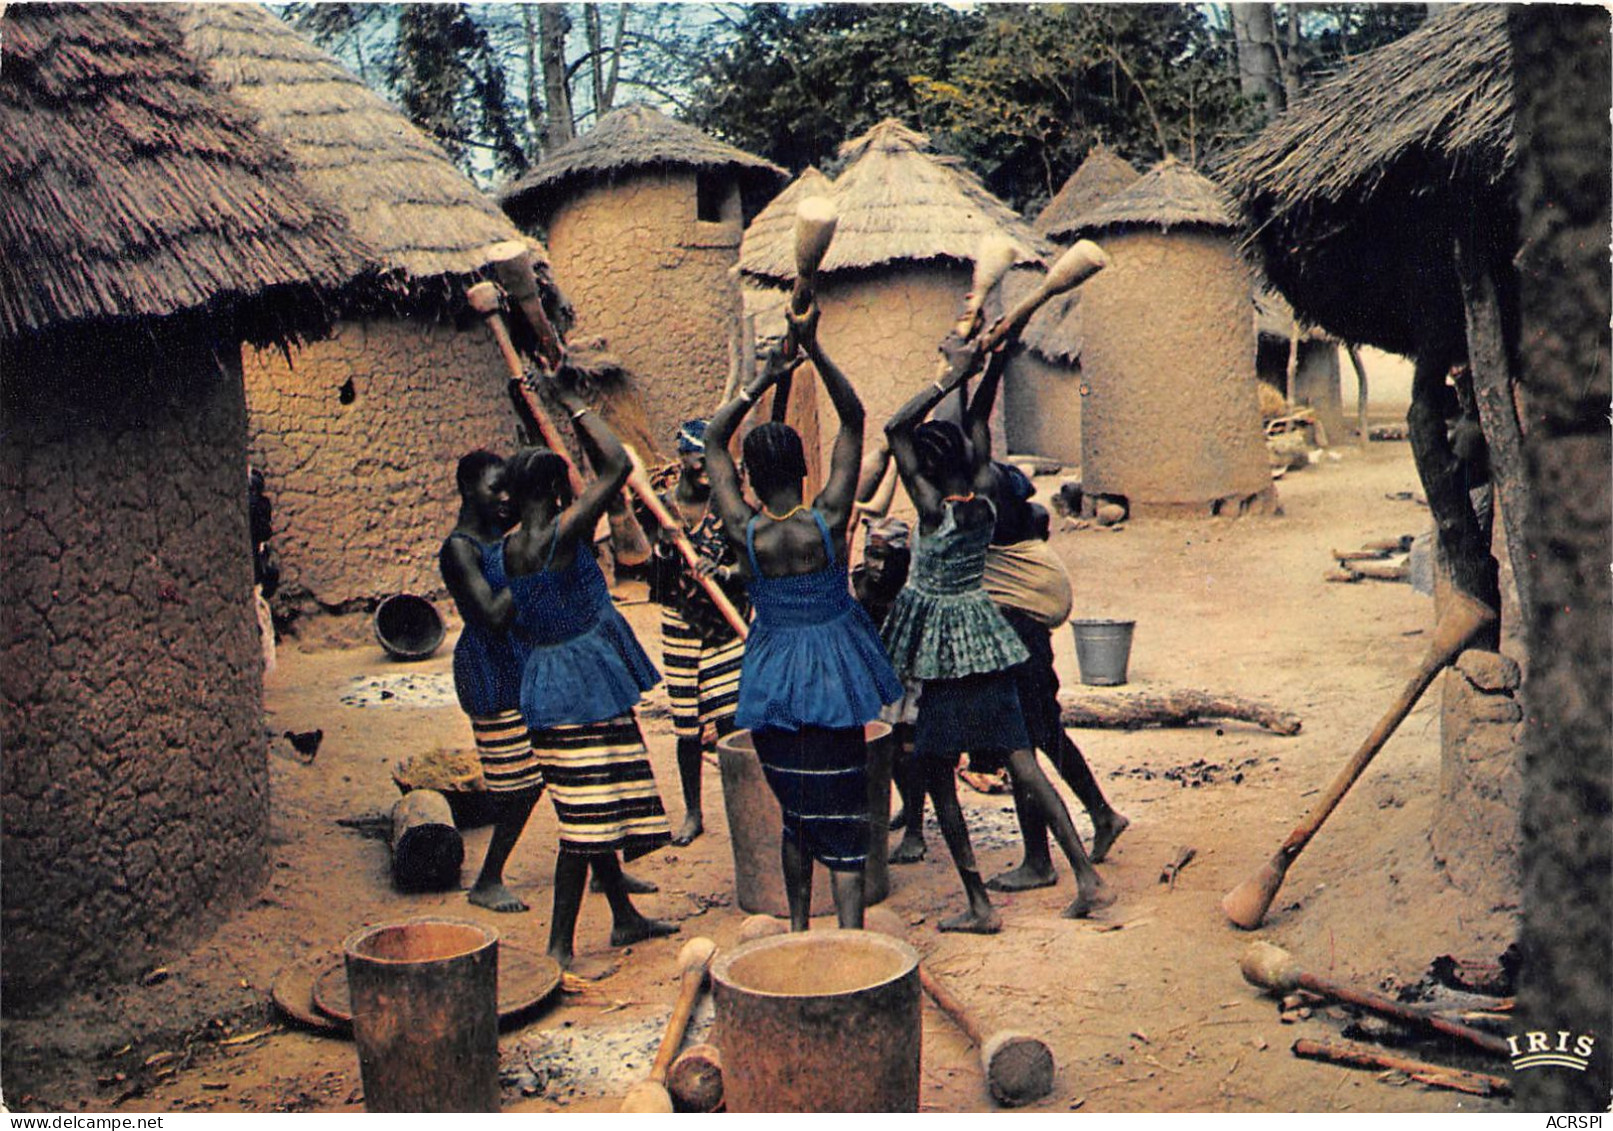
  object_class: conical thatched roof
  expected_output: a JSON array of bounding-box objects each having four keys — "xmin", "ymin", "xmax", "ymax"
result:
[
  {"xmin": 1, "ymin": 3, "xmax": 373, "ymax": 350},
  {"xmin": 1037, "ymin": 144, "xmax": 1141, "ymax": 242},
  {"xmin": 179, "ymin": 3, "xmax": 550, "ymax": 295},
  {"xmin": 998, "ymin": 268, "xmax": 1085, "ymax": 366},
  {"xmin": 1221, "ymin": 5, "xmax": 1511, "ymax": 355},
  {"xmin": 736, "ymin": 166, "xmax": 834, "ymax": 282},
  {"xmin": 1065, "ymin": 158, "xmax": 1240, "ymax": 237},
  {"xmin": 741, "ymin": 119, "xmax": 1049, "ymax": 285},
  {"xmin": 499, "ymin": 103, "xmax": 787, "ymax": 227}
]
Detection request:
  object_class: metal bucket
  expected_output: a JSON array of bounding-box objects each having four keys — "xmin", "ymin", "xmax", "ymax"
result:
[
  {"xmin": 343, "ymin": 919, "xmax": 499, "ymax": 1112},
  {"xmin": 1071, "ymin": 618, "xmax": 1135, "ymax": 686},
  {"xmin": 717, "ymin": 722, "xmax": 891, "ymax": 917},
  {"xmin": 711, "ymin": 930, "xmax": 921, "ymax": 1112}
]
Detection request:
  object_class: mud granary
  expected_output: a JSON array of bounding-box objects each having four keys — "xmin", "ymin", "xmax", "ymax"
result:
[
  {"xmin": 180, "ymin": 3, "xmax": 570, "ymax": 633},
  {"xmin": 500, "ymin": 103, "xmax": 785, "ymax": 459},
  {"xmin": 0, "ymin": 4, "xmax": 372, "ymax": 1007},
  {"xmin": 1064, "ymin": 159, "xmax": 1273, "ymax": 519}
]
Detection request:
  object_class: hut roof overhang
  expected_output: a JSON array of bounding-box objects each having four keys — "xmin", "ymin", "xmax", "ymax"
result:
[
  {"xmin": 1221, "ymin": 4, "xmax": 1513, "ymax": 357},
  {"xmin": 1, "ymin": 3, "xmax": 376, "ymax": 354},
  {"xmin": 178, "ymin": 3, "xmax": 565, "ymax": 315},
  {"xmin": 1037, "ymin": 144, "xmax": 1143, "ymax": 243},
  {"xmin": 1065, "ymin": 158, "xmax": 1242, "ymax": 240},
  {"xmin": 739, "ymin": 119, "xmax": 1050, "ymax": 286},
  {"xmin": 498, "ymin": 103, "xmax": 787, "ymax": 228}
]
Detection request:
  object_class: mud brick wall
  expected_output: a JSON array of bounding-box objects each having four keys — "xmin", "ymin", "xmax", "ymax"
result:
[
  {"xmin": 1509, "ymin": 5, "xmax": 1612, "ymax": 1109},
  {"xmin": 542, "ymin": 172, "xmax": 744, "ymax": 458},
  {"xmin": 243, "ymin": 317, "xmax": 523, "ymax": 623},
  {"xmin": 1, "ymin": 331, "xmax": 267, "ymax": 1009},
  {"xmin": 1079, "ymin": 229, "xmax": 1273, "ymax": 516},
  {"xmin": 1431, "ymin": 649, "xmax": 1522, "ymax": 907}
]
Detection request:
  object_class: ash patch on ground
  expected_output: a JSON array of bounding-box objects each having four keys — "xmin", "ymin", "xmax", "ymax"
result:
[
  {"xmin": 339, "ymin": 672, "xmax": 458, "ymax": 708},
  {"xmin": 503, "ymin": 998, "xmax": 715, "ymax": 1101},
  {"xmin": 1110, "ymin": 755, "xmax": 1268, "ymax": 788},
  {"xmin": 914, "ymin": 804, "xmax": 1025, "ymax": 851}
]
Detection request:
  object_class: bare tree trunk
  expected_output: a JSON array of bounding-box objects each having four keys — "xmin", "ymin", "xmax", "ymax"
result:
[
  {"xmin": 585, "ymin": 4, "xmax": 605, "ymax": 120},
  {"xmin": 1345, "ymin": 344, "xmax": 1370, "ymax": 444},
  {"xmin": 1284, "ymin": 325, "xmax": 1300, "ymax": 405},
  {"xmin": 1231, "ymin": 3, "xmax": 1286, "ymax": 121},
  {"xmin": 521, "ymin": 6, "xmax": 542, "ymax": 150},
  {"xmin": 604, "ymin": 3, "xmax": 629, "ymax": 114},
  {"xmin": 539, "ymin": 4, "xmax": 575, "ymax": 151},
  {"xmin": 1282, "ymin": 3, "xmax": 1303, "ymax": 107}
]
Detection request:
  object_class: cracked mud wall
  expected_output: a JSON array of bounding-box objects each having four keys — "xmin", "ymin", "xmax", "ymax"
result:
[
  {"xmin": 1, "ymin": 332, "xmax": 267, "ymax": 1009},
  {"xmin": 243, "ymin": 317, "xmax": 523, "ymax": 623},
  {"xmin": 1003, "ymin": 349, "xmax": 1083, "ymax": 465},
  {"xmin": 541, "ymin": 173, "xmax": 743, "ymax": 456},
  {"xmin": 1079, "ymin": 229, "xmax": 1272, "ymax": 514}
]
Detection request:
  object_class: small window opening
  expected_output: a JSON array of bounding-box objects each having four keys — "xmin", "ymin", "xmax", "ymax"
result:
[{"xmin": 696, "ymin": 173, "xmax": 725, "ymax": 223}]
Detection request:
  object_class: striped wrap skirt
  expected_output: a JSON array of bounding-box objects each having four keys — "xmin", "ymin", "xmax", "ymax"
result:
[
  {"xmin": 662, "ymin": 608, "xmax": 744, "ymax": 745},
  {"xmin": 470, "ymin": 709, "xmax": 546, "ymax": 794},
  {"xmin": 531, "ymin": 714, "xmax": 672, "ymax": 860},
  {"xmin": 751, "ymin": 725, "xmax": 870, "ymax": 872}
]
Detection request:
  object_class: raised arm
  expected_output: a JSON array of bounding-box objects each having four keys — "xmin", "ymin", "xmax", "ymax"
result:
[
  {"xmin": 706, "ymin": 350, "xmax": 791, "ymax": 547},
  {"xmin": 963, "ymin": 341, "xmax": 1010, "ymax": 493},
  {"xmin": 884, "ymin": 333, "xmax": 985, "ymax": 518},
  {"xmin": 792, "ymin": 305, "xmax": 865, "ymax": 531},
  {"xmin": 547, "ymin": 379, "xmax": 631, "ymax": 552},
  {"xmin": 440, "ymin": 537, "xmax": 513, "ymax": 632}
]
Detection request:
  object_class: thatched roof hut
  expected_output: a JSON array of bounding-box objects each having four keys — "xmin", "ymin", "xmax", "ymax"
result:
[
  {"xmin": 0, "ymin": 3, "xmax": 371, "ymax": 356},
  {"xmin": 1037, "ymin": 144, "xmax": 1142, "ymax": 242},
  {"xmin": 1221, "ymin": 4, "xmax": 1512, "ymax": 357},
  {"xmin": 499, "ymin": 102, "xmax": 787, "ymax": 228},
  {"xmin": 173, "ymin": 3, "xmax": 570, "ymax": 624},
  {"xmin": 178, "ymin": 3, "xmax": 562, "ymax": 310},
  {"xmin": 735, "ymin": 166, "xmax": 835, "ymax": 287},
  {"xmin": 2, "ymin": 2, "xmax": 372, "ymax": 1006},
  {"xmin": 741, "ymin": 120, "xmax": 1049, "ymax": 285},
  {"xmin": 1068, "ymin": 159, "xmax": 1271, "ymax": 516},
  {"xmin": 1067, "ymin": 157, "xmax": 1241, "ymax": 237}
]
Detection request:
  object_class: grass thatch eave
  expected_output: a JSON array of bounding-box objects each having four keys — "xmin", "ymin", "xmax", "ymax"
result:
[
  {"xmin": 743, "ymin": 119, "xmax": 1050, "ymax": 285},
  {"xmin": 178, "ymin": 3, "xmax": 567, "ymax": 324},
  {"xmin": 498, "ymin": 103, "xmax": 786, "ymax": 228},
  {"xmin": 1065, "ymin": 158, "xmax": 1241, "ymax": 239},
  {"xmin": 1222, "ymin": 4, "xmax": 1513, "ymax": 355},
  {"xmin": 0, "ymin": 3, "xmax": 377, "ymax": 353},
  {"xmin": 1037, "ymin": 143, "xmax": 1142, "ymax": 243}
]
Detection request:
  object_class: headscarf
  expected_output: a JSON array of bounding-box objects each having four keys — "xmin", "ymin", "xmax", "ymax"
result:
[
  {"xmin": 864, "ymin": 515, "xmax": 911, "ymax": 552},
  {"xmin": 676, "ymin": 419, "xmax": 709, "ymax": 454},
  {"xmin": 993, "ymin": 460, "xmax": 1036, "ymax": 503}
]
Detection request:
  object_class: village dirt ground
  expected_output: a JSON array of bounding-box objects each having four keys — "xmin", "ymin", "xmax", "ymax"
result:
[{"xmin": 2, "ymin": 439, "xmax": 1520, "ymax": 1115}]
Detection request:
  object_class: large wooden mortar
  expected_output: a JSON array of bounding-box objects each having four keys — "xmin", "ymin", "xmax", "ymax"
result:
[{"xmin": 711, "ymin": 930, "xmax": 921, "ymax": 1111}]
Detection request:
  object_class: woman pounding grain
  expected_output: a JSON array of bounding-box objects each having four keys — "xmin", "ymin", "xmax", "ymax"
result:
[
  {"xmin": 502, "ymin": 375, "xmax": 679, "ymax": 972},
  {"xmin": 703, "ymin": 304, "xmax": 903, "ymax": 932},
  {"xmin": 882, "ymin": 336, "xmax": 1113, "ymax": 932}
]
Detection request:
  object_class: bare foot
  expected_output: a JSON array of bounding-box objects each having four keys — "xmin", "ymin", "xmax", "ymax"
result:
[
  {"xmin": 1061, "ymin": 881, "xmax": 1118, "ymax": 919},
  {"xmin": 610, "ymin": 917, "xmax": 681, "ymax": 947},
  {"xmin": 671, "ymin": 814, "xmax": 704, "ymax": 847},
  {"xmin": 1089, "ymin": 811, "xmax": 1131, "ymax": 864},
  {"xmin": 590, "ymin": 870, "xmax": 660, "ymax": 895},
  {"xmin": 987, "ymin": 863, "xmax": 1057, "ymax": 892},
  {"xmin": 889, "ymin": 836, "xmax": 927, "ymax": 865},
  {"xmin": 468, "ymin": 881, "xmax": 528, "ymax": 913},
  {"xmin": 939, "ymin": 907, "xmax": 1003, "ymax": 934}
]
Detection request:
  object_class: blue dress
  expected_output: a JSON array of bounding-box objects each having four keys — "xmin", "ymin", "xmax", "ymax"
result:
[
  {"xmin": 509, "ymin": 530, "xmax": 661, "ymax": 732},
  {"xmin": 735, "ymin": 510, "xmax": 902, "ymax": 733},
  {"xmin": 447, "ymin": 533, "xmax": 523, "ymax": 718}
]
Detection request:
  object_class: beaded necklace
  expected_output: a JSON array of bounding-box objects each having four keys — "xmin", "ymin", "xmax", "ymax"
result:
[{"xmin": 761, "ymin": 503, "xmax": 809, "ymax": 522}]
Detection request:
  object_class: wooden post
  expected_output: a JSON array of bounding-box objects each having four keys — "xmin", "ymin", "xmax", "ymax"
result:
[
  {"xmin": 1346, "ymin": 344, "xmax": 1370, "ymax": 444},
  {"xmin": 1453, "ymin": 227, "xmax": 1536, "ymax": 620}
]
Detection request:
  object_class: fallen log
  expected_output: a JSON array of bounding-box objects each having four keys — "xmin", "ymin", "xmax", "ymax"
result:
[
  {"xmin": 391, "ymin": 789, "xmax": 463, "ymax": 891},
  {"xmin": 1057, "ymin": 690, "xmax": 1301, "ymax": 736},
  {"xmin": 1292, "ymin": 1038, "xmax": 1511, "ymax": 1098}
]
